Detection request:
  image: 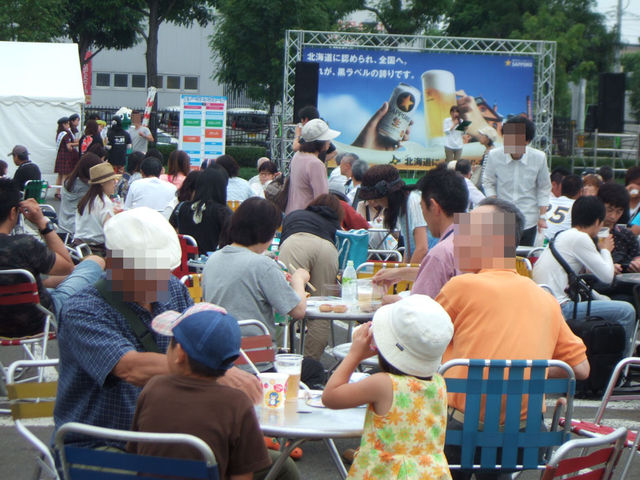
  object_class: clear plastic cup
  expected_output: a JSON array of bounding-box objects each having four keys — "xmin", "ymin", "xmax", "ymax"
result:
[{"xmin": 274, "ymin": 354, "xmax": 303, "ymax": 403}]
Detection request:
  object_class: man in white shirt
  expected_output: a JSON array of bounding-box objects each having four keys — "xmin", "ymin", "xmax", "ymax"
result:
[
  {"xmin": 533, "ymin": 196, "xmax": 636, "ymax": 356},
  {"xmin": 483, "ymin": 116, "xmax": 552, "ymax": 246},
  {"xmin": 124, "ymin": 157, "xmax": 176, "ymax": 216},
  {"xmin": 127, "ymin": 112, "xmax": 154, "ymax": 154},
  {"xmin": 454, "ymin": 159, "xmax": 485, "ymax": 210},
  {"xmin": 328, "ymin": 152, "xmax": 357, "ymax": 195},
  {"xmin": 545, "ymin": 174, "xmax": 582, "ymax": 240},
  {"xmin": 346, "ymin": 159, "xmax": 368, "ymax": 207}
]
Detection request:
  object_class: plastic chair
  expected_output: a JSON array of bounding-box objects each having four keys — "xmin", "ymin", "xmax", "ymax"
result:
[
  {"xmin": 6, "ymin": 359, "xmax": 59, "ymax": 480},
  {"xmin": 366, "ymin": 249, "xmax": 402, "ymax": 262},
  {"xmin": 516, "ymin": 255, "xmax": 533, "ymax": 278},
  {"xmin": 541, "ymin": 427, "xmax": 627, "ymax": 480},
  {"xmin": 562, "ymin": 357, "xmax": 640, "ymax": 480},
  {"xmin": 54, "ymin": 422, "xmax": 219, "ymax": 480},
  {"xmin": 172, "ymin": 234, "xmax": 199, "ymax": 279},
  {"xmin": 0, "ymin": 269, "xmax": 57, "ymax": 387},
  {"xmin": 355, "ymin": 261, "xmax": 419, "ymax": 294},
  {"xmin": 227, "ymin": 200, "xmax": 241, "ymax": 212},
  {"xmin": 181, "ymin": 273, "xmax": 204, "ymax": 303},
  {"xmin": 24, "ymin": 180, "xmax": 50, "ymax": 204},
  {"xmin": 438, "ymin": 358, "xmax": 576, "ymax": 474}
]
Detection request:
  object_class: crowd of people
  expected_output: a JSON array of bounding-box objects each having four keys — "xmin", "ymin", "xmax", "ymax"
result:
[{"xmin": 1, "ymin": 106, "xmax": 639, "ymax": 479}]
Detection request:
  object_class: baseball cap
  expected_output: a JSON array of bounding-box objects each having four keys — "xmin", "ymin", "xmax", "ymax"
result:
[
  {"xmin": 7, "ymin": 145, "xmax": 28, "ymax": 157},
  {"xmin": 152, "ymin": 303, "xmax": 240, "ymax": 371},
  {"xmin": 104, "ymin": 207, "xmax": 182, "ymax": 271},
  {"xmin": 301, "ymin": 119, "xmax": 340, "ymax": 142},
  {"xmin": 372, "ymin": 295, "xmax": 453, "ymax": 378}
]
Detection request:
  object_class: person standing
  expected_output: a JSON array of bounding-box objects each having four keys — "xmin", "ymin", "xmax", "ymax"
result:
[
  {"xmin": 54, "ymin": 117, "xmax": 79, "ymax": 192},
  {"xmin": 128, "ymin": 112, "xmax": 154, "ymax": 154},
  {"xmin": 443, "ymin": 106, "xmax": 465, "ymax": 162},
  {"xmin": 106, "ymin": 116, "xmax": 132, "ymax": 175},
  {"xmin": 482, "ymin": 116, "xmax": 551, "ymax": 246},
  {"xmin": 79, "ymin": 120, "xmax": 104, "ymax": 156},
  {"xmin": 286, "ymin": 119, "xmax": 339, "ymax": 214}
]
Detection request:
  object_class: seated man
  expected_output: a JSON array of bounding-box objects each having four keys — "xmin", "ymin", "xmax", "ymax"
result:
[
  {"xmin": 129, "ymin": 303, "xmax": 295, "ymax": 479},
  {"xmin": 544, "ymin": 174, "xmax": 582, "ymax": 240},
  {"xmin": 9, "ymin": 145, "xmax": 41, "ymax": 191},
  {"xmin": 373, "ymin": 164, "xmax": 468, "ymax": 300},
  {"xmin": 124, "ymin": 156, "xmax": 177, "ymax": 215},
  {"xmin": 54, "ymin": 207, "xmax": 261, "ymax": 448},
  {"xmin": 436, "ymin": 197, "xmax": 589, "ymax": 480},
  {"xmin": 0, "ymin": 178, "xmax": 104, "ymax": 337},
  {"xmin": 533, "ymin": 195, "xmax": 637, "ymax": 356}
]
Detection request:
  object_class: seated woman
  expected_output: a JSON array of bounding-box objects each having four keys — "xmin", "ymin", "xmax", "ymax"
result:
[
  {"xmin": 160, "ymin": 149, "xmax": 190, "ymax": 188},
  {"xmin": 358, "ymin": 165, "xmax": 430, "ymax": 263},
  {"xmin": 59, "ymin": 153, "xmax": 102, "ymax": 234},
  {"xmin": 202, "ymin": 197, "xmax": 309, "ymax": 338},
  {"xmin": 169, "ymin": 166, "xmax": 231, "ymax": 254},
  {"xmin": 74, "ymin": 162, "xmax": 119, "ymax": 257},
  {"xmin": 279, "ymin": 194, "xmax": 343, "ymax": 360},
  {"xmin": 215, "ymin": 154, "xmax": 257, "ymax": 202},
  {"xmin": 117, "ymin": 151, "xmax": 145, "ymax": 200},
  {"xmin": 250, "ymin": 160, "xmax": 278, "ymax": 196}
]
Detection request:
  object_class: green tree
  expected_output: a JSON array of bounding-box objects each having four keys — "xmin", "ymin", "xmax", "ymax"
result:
[
  {"xmin": 0, "ymin": 0, "xmax": 66, "ymax": 41},
  {"xmin": 361, "ymin": 0, "xmax": 451, "ymax": 35},
  {"xmin": 65, "ymin": 0, "xmax": 146, "ymax": 66},
  {"xmin": 446, "ymin": 0, "xmax": 543, "ymax": 38},
  {"xmin": 210, "ymin": 0, "xmax": 358, "ymax": 113},
  {"xmin": 622, "ymin": 52, "xmax": 640, "ymax": 123}
]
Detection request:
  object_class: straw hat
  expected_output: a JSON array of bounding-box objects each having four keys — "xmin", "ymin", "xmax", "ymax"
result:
[{"xmin": 89, "ymin": 162, "xmax": 117, "ymax": 185}]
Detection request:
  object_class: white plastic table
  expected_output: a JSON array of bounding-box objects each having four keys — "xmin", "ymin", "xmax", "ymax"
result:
[{"xmin": 255, "ymin": 395, "xmax": 366, "ymax": 479}]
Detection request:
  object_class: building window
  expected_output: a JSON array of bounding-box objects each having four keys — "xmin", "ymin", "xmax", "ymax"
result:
[
  {"xmin": 114, "ymin": 74, "xmax": 128, "ymax": 88},
  {"xmin": 156, "ymin": 76, "xmax": 163, "ymax": 88},
  {"xmin": 132, "ymin": 75, "xmax": 146, "ymax": 88},
  {"xmin": 96, "ymin": 73, "xmax": 110, "ymax": 87},
  {"xmin": 166, "ymin": 76, "xmax": 181, "ymax": 89},
  {"xmin": 184, "ymin": 76, "xmax": 198, "ymax": 90}
]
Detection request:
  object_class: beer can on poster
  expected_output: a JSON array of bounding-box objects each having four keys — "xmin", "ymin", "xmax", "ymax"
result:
[{"xmin": 377, "ymin": 83, "xmax": 421, "ymax": 144}]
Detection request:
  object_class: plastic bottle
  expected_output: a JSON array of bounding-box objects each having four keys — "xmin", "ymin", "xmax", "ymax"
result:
[{"xmin": 341, "ymin": 260, "xmax": 358, "ymax": 305}]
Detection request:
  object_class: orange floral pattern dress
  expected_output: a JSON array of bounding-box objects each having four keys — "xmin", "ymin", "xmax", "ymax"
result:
[{"xmin": 348, "ymin": 373, "xmax": 451, "ymax": 480}]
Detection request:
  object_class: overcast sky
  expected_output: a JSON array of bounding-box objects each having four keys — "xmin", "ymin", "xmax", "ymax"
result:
[{"xmin": 596, "ymin": 0, "xmax": 640, "ymax": 44}]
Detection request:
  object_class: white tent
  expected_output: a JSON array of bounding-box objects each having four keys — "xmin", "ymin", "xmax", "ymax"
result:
[{"xmin": 0, "ymin": 41, "xmax": 84, "ymax": 183}]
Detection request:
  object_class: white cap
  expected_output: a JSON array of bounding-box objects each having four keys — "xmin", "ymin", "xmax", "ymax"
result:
[
  {"xmin": 104, "ymin": 207, "xmax": 182, "ymax": 271},
  {"xmin": 301, "ymin": 118, "xmax": 340, "ymax": 142},
  {"xmin": 372, "ymin": 295, "xmax": 453, "ymax": 377}
]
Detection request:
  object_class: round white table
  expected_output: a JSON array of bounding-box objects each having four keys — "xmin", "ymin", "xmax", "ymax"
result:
[{"xmin": 256, "ymin": 395, "xmax": 366, "ymax": 479}]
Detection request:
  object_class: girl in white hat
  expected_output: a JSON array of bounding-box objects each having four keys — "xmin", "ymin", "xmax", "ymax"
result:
[{"xmin": 323, "ymin": 295, "xmax": 454, "ymax": 479}]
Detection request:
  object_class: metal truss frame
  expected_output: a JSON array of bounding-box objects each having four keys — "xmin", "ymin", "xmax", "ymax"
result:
[{"xmin": 280, "ymin": 29, "xmax": 556, "ymax": 166}]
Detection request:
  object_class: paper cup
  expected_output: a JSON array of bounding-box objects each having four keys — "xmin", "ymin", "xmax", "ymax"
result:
[{"xmin": 259, "ymin": 372, "xmax": 289, "ymax": 410}]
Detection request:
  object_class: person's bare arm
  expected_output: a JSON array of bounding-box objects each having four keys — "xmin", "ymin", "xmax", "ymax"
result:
[
  {"xmin": 548, "ymin": 359, "xmax": 590, "ymax": 380},
  {"xmin": 111, "ymin": 351, "xmax": 168, "ymax": 386},
  {"xmin": 20, "ymin": 199, "xmax": 73, "ymax": 275},
  {"xmin": 408, "ymin": 226, "xmax": 428, "ymax": 264},
  {"xmin": 292, "ymin": 124, "xmax": 302, "ymax": 151},
  {"xmin": 218, "ymin": 367, "xmax": 262, "ymax": 404},
  {"xmin": 287, "ymin": 269, "xmax": 310, "ymax": 319}
]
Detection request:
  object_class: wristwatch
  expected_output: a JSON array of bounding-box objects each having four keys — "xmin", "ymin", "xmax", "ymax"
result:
[{"xmin": 39, "ymin": 220, "xmax": 55, "ymax": 235}]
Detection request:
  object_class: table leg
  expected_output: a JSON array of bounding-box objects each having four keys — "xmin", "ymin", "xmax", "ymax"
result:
[
  {"xmin": 323, "ymin": 438, "xmax": 348, "ymax": 479},
  {"xmin": 264, "ymin": 438, "xmax": 306, "ymax": 480}
]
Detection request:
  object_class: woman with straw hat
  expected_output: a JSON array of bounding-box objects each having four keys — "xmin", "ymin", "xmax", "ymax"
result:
[{"xmin": 74, "ymin": 162, "xmax": 119, "ymax": 256}]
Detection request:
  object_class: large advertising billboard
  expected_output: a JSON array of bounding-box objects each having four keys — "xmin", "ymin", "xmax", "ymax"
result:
[{"xmin": 303, "ymin": 47, "xmax": 535, "ymax": 167}]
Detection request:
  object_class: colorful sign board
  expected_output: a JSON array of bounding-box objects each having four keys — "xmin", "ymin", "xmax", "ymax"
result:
[
  {"xmin": 303, "ymin": 47, "xmax": 535, "ymax": 167},
  {"xmin": 179, "ymin": 95, "xmax": 227, "ymax": 168}
]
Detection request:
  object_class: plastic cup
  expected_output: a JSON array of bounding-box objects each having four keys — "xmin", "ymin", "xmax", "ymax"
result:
[
  {"xmin": 259, "ymin": 372, "xmax": 288, "ymax": 410},
  {"xmin": 597, "ymin": 227, "xmax": 610, "ymax": 249},
  {"xmin": 274, "ymin": 354, "xmax": 303, "ymax": 403}
]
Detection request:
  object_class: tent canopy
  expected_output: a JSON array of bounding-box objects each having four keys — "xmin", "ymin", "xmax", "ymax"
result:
[{"xmin": 0, "ymin": 41, "xmax": 84, "ymax": 180}]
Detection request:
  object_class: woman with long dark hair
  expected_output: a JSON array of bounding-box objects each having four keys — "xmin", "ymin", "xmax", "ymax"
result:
[
  {"xmin": 54, "ymin": 116, "xmax": 79, "ymax": 192},
  {"xmin": 74, "ymin": 162, "xmax": 118, "ymax": 256},
  {"xmin": 160, "ymin": 150, "xmax": 191, "ymax": 188},
  {"xmin": 59, "ymin": 153, "xmax": 103, "ymax": 233},
  {"xmin": 358, "ymin": 165, "xmax": 430, "ymax": 264},
  {"xmin": 79, "ymin": 119, "xmax": 104, "ymax": 155},
  {"xmin": 169, "ymin": 166, "xmax": 231, "ymax": 254}
]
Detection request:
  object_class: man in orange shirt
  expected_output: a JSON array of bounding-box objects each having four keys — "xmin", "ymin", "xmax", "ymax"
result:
[{"xmin": 435, "ymin": 197, "xmax": 589, "ymax": 480}]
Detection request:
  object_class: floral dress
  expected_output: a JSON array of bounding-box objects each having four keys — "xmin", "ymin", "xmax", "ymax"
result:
[{"xmin": 348, "ymin": 373, "xmax": 451, "ymax": 480}]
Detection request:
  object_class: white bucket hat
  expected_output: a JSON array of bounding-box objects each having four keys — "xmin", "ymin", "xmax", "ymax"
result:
[
  {"xmin": 104, "ymin": 207, "xmax": 182, "ymax": 271},
  {"xmin": 372, "ymin": 295, "xmax": 453, "ymax": 378},
  {"xmin": 301, "ymin": 118, "xmax": 340, "ymax": 142}
]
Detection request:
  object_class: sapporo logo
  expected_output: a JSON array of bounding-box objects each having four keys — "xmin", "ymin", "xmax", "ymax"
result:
[{"xmin": 396, "ymin": 92, "xmax": 415, "ymax": 112}]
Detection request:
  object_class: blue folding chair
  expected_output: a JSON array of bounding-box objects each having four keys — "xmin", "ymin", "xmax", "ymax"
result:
[
  {"xmin": 55, "ymin": 422, "xmax": 219, "ymax": 480},
  {"xmin": 439, "ymin": 359, "xmax": 576, "ymax": 475}
]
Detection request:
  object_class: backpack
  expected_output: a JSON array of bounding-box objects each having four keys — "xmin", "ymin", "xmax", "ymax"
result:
[{"xmin": 264, "ymin": 174, "xmax": 289, "ymax": 212}]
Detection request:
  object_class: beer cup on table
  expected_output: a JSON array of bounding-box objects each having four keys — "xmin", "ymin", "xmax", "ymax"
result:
[{"xmin": 274, "ymin": 354, "xmax": 303, "ymax": 403}]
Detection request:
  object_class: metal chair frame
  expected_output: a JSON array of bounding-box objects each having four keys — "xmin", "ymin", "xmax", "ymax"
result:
[
  {"xmin": 438, "ymin": 358, "xmax": 576, "ymax": 474},
  {"xmin": 54, "ymin": 422, "xmax": 219, "ymax": 480}
]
